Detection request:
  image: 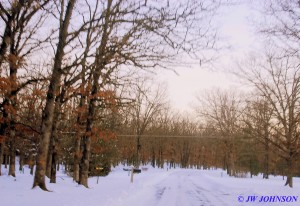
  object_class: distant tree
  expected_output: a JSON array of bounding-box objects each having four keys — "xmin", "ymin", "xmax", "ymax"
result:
[
  {"xmin": 238, "ymin": 52, "xmax": 300, "ymax": 187},
  {"xmin": 128, "ymin": 79, "xmax": 168, "ymax": 167},
  {"xmin": 243, "ymin": 96, "xmax": 273, "ymax": 179},
  {"xmin": 242, "ymin": 0, "xmax": 300, "ymax": 187},
  {"xmin": 195, "ymin": 89, "xmax": 244, "ymax": 176}
]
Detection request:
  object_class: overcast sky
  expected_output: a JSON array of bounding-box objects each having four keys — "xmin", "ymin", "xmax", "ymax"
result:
[{"xmin": 158, "ymin": 2, "xmax": 260, "ymax": 112}]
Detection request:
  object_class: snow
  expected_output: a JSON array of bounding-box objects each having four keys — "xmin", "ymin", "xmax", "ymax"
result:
[{"xmin": 1, "ymin": 164, "xmax": 299, "ymax": 206}]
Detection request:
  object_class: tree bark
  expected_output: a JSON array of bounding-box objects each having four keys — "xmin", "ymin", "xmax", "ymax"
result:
[
  {"xmin": 228, "ymin": 154, "xmax": 235, "ymax": 176},
  {"xmin": 225, "ymin": 141, "xmax": 235, "ymax": 176},
  {"xmin": 79, "ymin": 101, "xmax": 93, "ymax": 187},
  {"xmin": 151, "ymin": 147, "xmax": 155, "ymax": 168},
  {"xmin": 284, "ymin": 158, "xmax": 293, "ymax": 188},
  {"xmin": 159, "ymin": 146, "xmax": 163, "ymax": 168},
  {"xmin": 0, "ymin": 12, "xmax": 12, "ymax": 68},
  {"xmin": 7, "ymin": 49, "xmax": 17, "ymax": 178},
  {"xmin": 19, "ymin": 151, "xmax": 24, "ymax": 172},
  {"xmin": 33, "ymin": 0, "xmax": 76, "ymax": 191},
  {"xmin": 8, "ymin": 131, "xmax": 16, "ymax": 177},
  {"xmin": 73, "ymin": 89, "xmax": 86, "ymax": 183},
  {"xmin": 263, "ymin": 141, "xmax": 269, "ymax": 179},
  {"xmin": 0, "ymin": 114, "xmax": 7, "ymax": 175},
  {"xmin": 50, "ymin": 149, "xmax": 57, "ymax": 183},
  {"xmin": 5, "ymin": 154, "xmax": 8, "ymax": 168},
  {"xmin": 49, "ymin": 105, "xmax": 60, "ymax": 184},
  {"xmin": 73, "ymin": 135, "xmax": 81, "ymax": 182},
  {"xmin": 28, "ymin": 153, "xmax": 34, "ymax": 175},
  {"xmin": 46, "ymin": 145, "xmax": 52, "ymax": 178},
  {"xmin": 135, "ymin": 135, "xmax": 141, "ymax": 167},
  {"xmin": 47, "ymin": 96, "xmax": 62, "ymax": 182},
  {"xmin": 0, "ymin": 142, "xmax": 3, "ymax": 175}
]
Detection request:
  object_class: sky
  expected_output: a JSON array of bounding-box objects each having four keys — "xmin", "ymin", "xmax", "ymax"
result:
[{"xmin": 159, "ymin": 2, "xmax": 260, "ymax": 112}]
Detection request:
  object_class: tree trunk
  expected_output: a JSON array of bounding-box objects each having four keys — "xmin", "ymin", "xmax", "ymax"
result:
[
  {"xmin": 263, "ymin": 141, "xmax": 269, "ymax": 179},
  {"xmin": 6, "ymin": 4, "xmax": 19, "ymax": 177},
  {"xmin": 28, "ymin": 153, "xmax": 34, "ymax": 175},
  {"xmin": 79, "ymin": 59, "xmax": 103, "ymax": 187},
  {"xmin": 5, "ymin": 154, "xmax": 8, "ymax": 168},
  {"xmin": 79, "ymin": 103, "xmax": 93, "ymax": 187},
  {"xmin": 284, "ymin": 159, "xmax": 293, "ymax": 188},
  {"xmin": 8, "ymin": 133, "xmax": 16, "ymax": 177},
  {"xmin": 73, "ymin": 92, "xmax": 86, "ymax": 183},
  {"xmin": 0, "ymin": 104, "xmax": 8, "ymax": 172},
  {"xmin": 73, "ymin": 135, "xmax": 81, "ymax": 182},
  {"xmin": 33, "ymin": 119, "xmax": 54, "ymax": 190},
  {"xmin": 30, "ymin": 165, "xmax": 34, "ymax": 175},
  {"xmin": 285, "ymin": 175, "xmax": 293, "ymax": 188},
  {"xmin": 228, "ymin": 151, "xmax": 235, "ymax": 176},
  {"xmin": 136, "ymin": 135, "xmax": 141, "ymax": 167},
  {"xmin": 46, "ymin": 146, "xmax": 52, "ymax": 178},
  {"xmin": 72, "ymin": 2, "xmax": 94, "ymax": 181},
  {"xmin": 33, "ymin": 65, "xmax": 62, "ymax": 189},
  {"xmin": 78, "ymin": 0, "xmax": 112, "ymax": 187},
  {"xmin": 50, "ymin": 149, "xmax": 57, "ymax": 183},
  {"xmin": 57, "ymin": 160, "xmax": 60, "ymax": 171},
  {"xmin": 79, "ymin": 139, "xmax": 90, "ymax": 187},
  {"xmin": 159, "ymin": 146, "xmax": 163, "ymax": 168},
  {"xmin": 33, "ymin": 0, "xmax": 76, "ymax": 191},
  {"xmin": 151, "ymin": 147, "xmax": 155, "ymax": 168},
  {"xmin": 19, "ymin": 151, "xmax": 24, "ymax": 172},
  {"xmin": 49, "ymin": 109, "xmax": 60, "ymax": 183},
  {"xmin": 0, "ymin": 16, "xmax": 12, "ymax": 68},
  {"xmin": 0, "ymin": 107, "xmax": 8, "ymax": 176},
  {"xmin": 48, "ymin": 97, "xmax": 61, "ymax": 183},
  {"xmin": 7, "ymin": 66, "xmax": 17, "ymax": 178},
  {"xmin": 225, "ymin": 141, "xmax": 235, "ymax": 176},
  {"xmin": 0, "ymin": 142, "xmax": 3, "ymax": 175},
  {"xmin": 180, "ymin": 142, "xmax": 190, "ymax": 168}
]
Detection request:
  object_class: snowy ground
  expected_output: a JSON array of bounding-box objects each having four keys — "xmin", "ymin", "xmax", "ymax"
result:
[{"xmin": 1, "ymin": 164, "xmax": 299, "ymax": 206}]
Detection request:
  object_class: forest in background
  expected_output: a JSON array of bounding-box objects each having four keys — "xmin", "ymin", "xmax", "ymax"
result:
[{"xmin": 0, "ymin": 0, "xmax": 300, "ymax": 190}]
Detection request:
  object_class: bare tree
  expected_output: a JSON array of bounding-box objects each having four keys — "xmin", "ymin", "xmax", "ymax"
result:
[
  {"xmin": 238, "ymin": 52, "xmax": 300, "ymax": 187},
  {"xmin": 33, "ymin": 0, "xmax": 77, "ymax": 191},
  {"xmin": 243, "ymin": 96, "xmax": 273, "ymax": 179},
  {"xmin": 255, "ymin": 0, "xmax": 300, "ymax": 57},
  {"xmin": 0, "ymin": 0, "xmax": 51, "ymax": 177},
  {"xmin": 195, "ymin": 89, "xmax": 244, "ymax": 176},
  {"xmin": 129, "ymin": 79, "xmax": 168, "ymax": 167},
  {"xmin": 77, "ymin": 0, "xmax": 221, "ymax": 188}
]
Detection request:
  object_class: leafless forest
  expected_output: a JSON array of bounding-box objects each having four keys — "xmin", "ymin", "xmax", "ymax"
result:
[{"xmin": 0, "ymin": 0, "xmax": 300, "ymax": 190}]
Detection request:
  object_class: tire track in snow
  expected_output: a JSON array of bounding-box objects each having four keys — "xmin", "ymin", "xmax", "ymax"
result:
[
  {"xmin": 190, "ymin": 181, "xmax": 231, "ymax": 206},
  {"xmin": 155, "ymin": 173, "xmax": 196, "ymax": 206},
  {"xmin": 154, "ymin": 172, "xmax": 222, "ymax": 206},
  {"xmin": 154, "ymin": 171, "xmax": 232, "ymax": 206},
  {"xmin": 110, "ymin": 170, "xmax": 234, "ymax": 206}
]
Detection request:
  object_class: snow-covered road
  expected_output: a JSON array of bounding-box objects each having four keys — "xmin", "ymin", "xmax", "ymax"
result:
[
  {"xmin": 107, "ymin": 169, "xmax": 299, "ymax": 206},
  {"xmin": 1, "ymin": 165, "xmax": 299, "ymax": 206},
  {"xmin": 143, "ymin": 171, "xmax": 232, "ymax": 206},
  {"xmin": 113, "ymin": 170, "xmax": 232, "ymax": 206}
]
